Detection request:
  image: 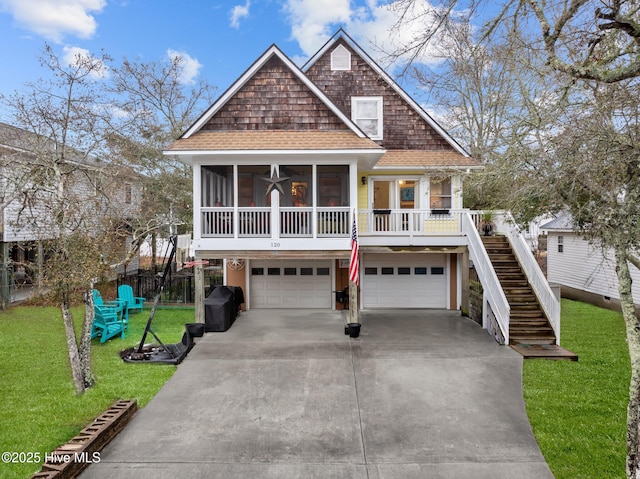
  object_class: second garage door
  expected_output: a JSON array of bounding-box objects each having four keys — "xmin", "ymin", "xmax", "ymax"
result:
[
  {"xmin": 362, "ymin": 254, "xmax": 447, "ymax": 308},
  {"xmin": 250, "ymin": 260, "xmax": 332, "ymax": 309}
]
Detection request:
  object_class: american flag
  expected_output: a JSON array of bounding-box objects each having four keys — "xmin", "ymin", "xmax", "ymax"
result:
[{"xmin": 349, "ymin": 214, "xmax": 359, "ymax": 285}]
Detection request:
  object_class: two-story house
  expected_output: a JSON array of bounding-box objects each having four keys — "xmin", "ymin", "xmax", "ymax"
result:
[
  {"xmin": 166, "ymin": 30, "xmax": 560, "ymax": 346},
  {"xmin": 0, "ymin": 121, "xmax": 142, "ymax": 292}
]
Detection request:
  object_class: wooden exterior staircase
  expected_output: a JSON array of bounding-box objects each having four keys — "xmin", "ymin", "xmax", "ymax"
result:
[{"xmin": 481, "ymin": 235, "xmax": 556, "ymax": 345}]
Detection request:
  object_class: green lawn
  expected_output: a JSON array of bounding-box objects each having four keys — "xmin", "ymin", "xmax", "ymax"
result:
[
  {"xmin": 524, "ymin": 299, "xmax": 630, "ymax": 479},
  {"xmin": 0, "ymin": 304, "xmax": 194, "ymax": 478},
  {"xmin": 0, "ymin": 299, "xmax": 631, "ymax": 478}
]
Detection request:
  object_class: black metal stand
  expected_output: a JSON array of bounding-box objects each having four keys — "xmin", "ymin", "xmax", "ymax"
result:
[{"xmin": 122, "ymin": 236, "xmax": 195, "ymax": 365}]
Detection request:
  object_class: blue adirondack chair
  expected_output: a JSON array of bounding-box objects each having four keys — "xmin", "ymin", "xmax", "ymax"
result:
[
  {"xmin": 93, "ymin": 289, "xmax": 128, "ymax": 330},
  {"xmin": 117, "ymin": 284, "xmax": 145, "ymax": 315},
  {"xmin": 91, "ymin": 305, "xmax": 125, "ymax": 343}
]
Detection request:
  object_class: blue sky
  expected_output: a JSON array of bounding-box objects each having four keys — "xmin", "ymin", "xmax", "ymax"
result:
[{"xmin": 0, "ymin": 0, "xmax": 451, "ymax": 111}]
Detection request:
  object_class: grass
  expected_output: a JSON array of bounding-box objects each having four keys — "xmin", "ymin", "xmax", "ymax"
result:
[
  {"xmin": 0, "ymin": 298, "xmax": 631, "ymax": 478},
  {"xmin": 523, "ymin": 299, "xmax": 630, "ymax": 479},
  {"xmin": 0, "ymin": 304, "xmax": 194, "ymax": 478}
]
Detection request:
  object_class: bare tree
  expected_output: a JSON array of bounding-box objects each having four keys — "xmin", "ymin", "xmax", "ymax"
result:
[
  {"xmin": 107, "ymin": 55, "xmax": 216, "ymax": 237},
  {"xmin": 1, "ymin": 45, "xmax": 136, "ymax": 394},
  {"xmin": 386, "ymin": 1, "xmax": 640, "ymax": 476}
]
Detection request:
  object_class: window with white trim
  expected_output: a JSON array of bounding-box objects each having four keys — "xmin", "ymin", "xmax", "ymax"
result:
[
  {"xmin": 429, "ymin": 176, "xmax": 452, "ymax": 210},
  {"xmin": 351, "ymin": 96, "xmax": 383, "ymax": 140}
]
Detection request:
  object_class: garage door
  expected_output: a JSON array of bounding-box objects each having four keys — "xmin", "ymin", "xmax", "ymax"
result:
[
  {"xmin": 362, "ymin": 254, "xmax": 447, "ymax": 308},
  {"xmin": 250, "ymin": 260, "xmax": 332, "ymax": 308}
]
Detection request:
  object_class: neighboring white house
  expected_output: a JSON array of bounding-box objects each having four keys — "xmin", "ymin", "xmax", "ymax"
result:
[{"xmin": 541, "ymin": 211, "xmax": 640, "ymax": 310}]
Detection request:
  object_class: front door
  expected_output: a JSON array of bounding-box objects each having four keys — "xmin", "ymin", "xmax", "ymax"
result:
[{"xmin": 372, "ymin": 179, "xmax": 418, "ymax": 231}]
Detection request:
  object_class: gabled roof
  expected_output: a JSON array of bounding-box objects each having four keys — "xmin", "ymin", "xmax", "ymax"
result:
[
  {"xmin": 182, "ymin": 44, "xmax": 369, "ymax": 140},
  {"xmin": 302, "ymin": 29, "xmax": 471, "ymax": 158},
  {"xmin": 540, "ymin": 211, "xmax": 574, "ymax": 231}
]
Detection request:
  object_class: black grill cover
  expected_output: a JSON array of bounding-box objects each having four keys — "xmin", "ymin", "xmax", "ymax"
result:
[{"xmin": 204, "ymin": 286, "xmax": 242, "ymax": 332}]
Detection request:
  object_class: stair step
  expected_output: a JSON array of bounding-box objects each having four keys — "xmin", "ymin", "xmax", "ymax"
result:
[
  {"xmin": 508, "ymin": 296, "xmax": 539, "ymax": 301},
  {"xmin": 482, "ymin": 234, "xmax": 557, "ymax": 345},
  {"xmin": 511, "ymin": 311, "xmax": 546, "ymax": 319},
  {"xmin": 487, "ymin": 253, "xmax": 516, "ymax": 260},
  {"xmin": 510, "ymin": 325, "xmax": 554, "ymax": 333},
  {"xmin": 510, "ymin": 344, "xmax": 579, "ymax": 361},
  {"xmin": 510, "ymin": 336, "xmax": 556, "ymax": 346},
  {"xmin": 510, "ymin": 304, "xmax": 542, "ymax": 311},
  {"xmin": 501, "ymin": 280, "xmax": 530, "ymax": 287},
  {"xmin": 511, "ymin": 322, "xmax": 550, "ymax": 329},
  {"xmin": 504, "ymin": 286, "xmax": 533, "ymax": 292},
  {"xmin": 498, "ymin": 275, "xmax": 527, "ymax": 281}
]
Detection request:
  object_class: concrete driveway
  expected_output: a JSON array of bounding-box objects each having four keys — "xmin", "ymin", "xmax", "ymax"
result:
[{"xmin": 80, "ymin": 309, "xmax": 553, "ymax": 479}]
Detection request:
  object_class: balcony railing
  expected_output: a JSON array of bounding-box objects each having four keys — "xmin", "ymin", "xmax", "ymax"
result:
[
  {"xmin": 200, "ymin": 207, "xmax": 472, "ymax": 238},
  {"xmin": 357, "ymin": 209, "xmax": 467, "ymax": 236},
  {"xmin": 201, "ymin": 207, "xmax": 351, "ymax": 239}
]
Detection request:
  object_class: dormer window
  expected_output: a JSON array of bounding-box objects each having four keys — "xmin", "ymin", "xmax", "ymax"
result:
[
  {"xmin": 331, "ymin": 44, "xmax": 351, "ymax": 71},
  {"xmin": 352, "ymin": 96, "xmax": 383, "ymax": 140}
]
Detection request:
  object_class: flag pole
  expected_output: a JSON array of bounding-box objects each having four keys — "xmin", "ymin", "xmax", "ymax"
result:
[{"xmin": 349, "ymin": 209, "xmax": 359, "ymax": 326}]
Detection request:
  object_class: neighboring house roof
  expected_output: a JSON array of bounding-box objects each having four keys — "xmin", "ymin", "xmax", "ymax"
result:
[
  {"xmin": 375, "ymin": 150, "xmax": 482, "ymax": 170},
  {"xmin": 303, "ymin": 29, "xmax": 472, "ymax": 159},
  {"xmin": 0, "ymin": 121, "xmax": 104, "ymax": 169},
  {"xmin": 540, "ymin": 211, "xmax": 574, "ymax": 231},
  {"xmin": 166, "ymin": 130, "xmax": 382, "ymax": 152}
]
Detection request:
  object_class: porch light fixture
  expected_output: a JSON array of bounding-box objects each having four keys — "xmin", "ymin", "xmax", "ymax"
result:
[{"xmin": 361, "ymin": 176, "xmax": 366, "ymax": 185}]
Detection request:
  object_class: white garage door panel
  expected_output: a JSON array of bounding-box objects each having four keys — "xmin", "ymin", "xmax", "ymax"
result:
[
  {"xmin": 250, "ymin": 260, "xmax": 332, "ymax": 309},
  {"xmin": 363, "ymin": 254, "xmax": 447, "ymax": 308}
]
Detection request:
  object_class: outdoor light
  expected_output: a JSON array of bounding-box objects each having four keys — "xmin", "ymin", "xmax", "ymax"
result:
[{"xmin": 361, "ymin": 176, "xmax": 366, "ymax": 185}]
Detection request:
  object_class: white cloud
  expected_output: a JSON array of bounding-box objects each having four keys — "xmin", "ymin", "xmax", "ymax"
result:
[
  {"xmin": 283, "ymin": 0, "xmax": 352, "ymax": 56},
  {"xmin": 167, "ymin": 49, "xmax": 202, "ymax": 85},
  {"xmin": 0, "ymin": 0, "xmax": 106, "ymax": 42},
  {"xmin": 283, "ymin": 0, "xmax": 443, "ymax": 68},
  {"xmin": 62, "ymin": 45, "xmax": 110, "ymax": 79},
  {"xmin": 230, "ymin": 0, "xmax": 250, "ymax": 29}
]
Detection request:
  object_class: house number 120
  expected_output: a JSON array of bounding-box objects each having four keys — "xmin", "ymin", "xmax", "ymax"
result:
[{"xmin": 271, "ymin": 242, "xmax": 280, "ymax": 248}]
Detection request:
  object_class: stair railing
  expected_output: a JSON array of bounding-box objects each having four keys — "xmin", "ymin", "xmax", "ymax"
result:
[
  {"xmin": 462, "ymin": 212, "xmax": 510, "ymax": 344},
  {"xmin": 494, "ymin": 212, "xmax": 560, "ymax": 344}
]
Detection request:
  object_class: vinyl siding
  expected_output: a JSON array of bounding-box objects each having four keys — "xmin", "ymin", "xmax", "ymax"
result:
[{"xmin": 547, "ymin": 232, "xmax": 640, "ymax": 302}]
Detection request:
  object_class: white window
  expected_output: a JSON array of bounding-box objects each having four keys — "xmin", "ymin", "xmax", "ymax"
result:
[
  {"xmin": 430, "ymin": 176, "xmax": 452, "ymax": 210},
  {"xmin": 331, "ymin": 44, "xmax": 351, "ymax": 71},
  {"xmin": 351, "ymin": 96, "xmax": 383, "ymax": 140}
]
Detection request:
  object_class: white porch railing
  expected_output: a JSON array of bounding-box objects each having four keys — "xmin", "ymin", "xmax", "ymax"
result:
[
  {"xmin": 357, "ymin": 209, "xmax": 466, "ymax": 236},
  {"xmin": 200, "ymin": 207, "xmax": 471, "ymax": 238},
  {"xmin": 200, "ymin": 207, "xmax": 352, "ymax": 239},
  {"xmin": 202, "ymin": 207, "xmax": 234, "ymax": 238},
  {"xmin": 238, "ymin": 208, "xmax": 271, "ymax": 237},
  {"xmin": 280, "ymin": 208, "xmax": 313, "ymax": 237},
  {"xmin": 494, "ymin": 211, "xmax": 561, "ymax": 344},
  {"xmin": 317, "ymin": 207, "xmax": 350, "ymax": 236},
  {"xmin": 462, "ymin": 212, "xmax": 511, "ymax": 344}
]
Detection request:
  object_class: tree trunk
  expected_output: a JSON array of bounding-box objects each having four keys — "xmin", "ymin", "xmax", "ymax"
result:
[
  {"xmin": 613, "ymin": 246, "xmax": 640, "ymax": 479},
  {"xmin": 151, "ymin": 232, "xmax": 157, "ymax": 273},
  {"xmin": 60, "ymin": 290, "xmax": 85, "ymax": 395},
  {"xmin": 79, "ymin": 288, "xmax": 96, "ymax": 389}
]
